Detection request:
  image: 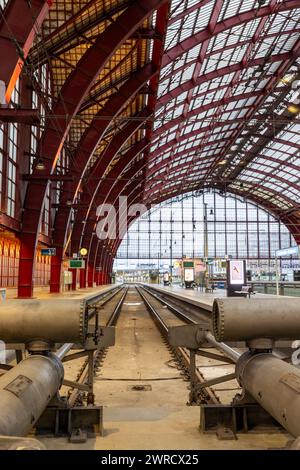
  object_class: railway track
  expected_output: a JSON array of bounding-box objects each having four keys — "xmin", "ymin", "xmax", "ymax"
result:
[
  {"xmin": 61, "ymin": 285, "xmax": 128, "ymax": 406},
  {"xmin": 61, "ymin": 284, "xmax": 241, "ymax": 409},
  {"xmin": 136, "ymin": 285, "xmax": 237, "ymax": 405}
]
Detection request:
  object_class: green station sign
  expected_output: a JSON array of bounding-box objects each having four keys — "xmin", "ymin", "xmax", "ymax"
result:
[
  {"xmin": 183, "ymin": 261, "xmax": 194, "ymax": 268},
  {"xmin": 68, "ymin": 259, "xmax": 85, "ymax": 269}
]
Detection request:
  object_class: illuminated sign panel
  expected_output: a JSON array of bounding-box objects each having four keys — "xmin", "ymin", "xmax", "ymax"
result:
[
  {"xmin": 276, "ymin": 246, "xmax": 300, "ymax": 258},
  {"xmin": 229, "ymin": 260, "xmax": 245, "ymax": 285},
  {"xmin": 184, "ymin": 268, "xmax": 194, "ymax": 282},
  {"xmin": 41, "ymin": 248, "xmax": 56, "ymax": 256}
]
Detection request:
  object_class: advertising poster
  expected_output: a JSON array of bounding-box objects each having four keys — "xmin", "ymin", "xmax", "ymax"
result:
[
  {"xmin": 184, "ymin": 268, "xmax": 194, "ymax": 282},
  {"xmin": 229, "ymin": 260, "xmax": 245, "ymax": 285}
]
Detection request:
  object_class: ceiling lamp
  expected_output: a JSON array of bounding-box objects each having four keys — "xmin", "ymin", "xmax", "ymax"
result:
[
  {"xmin": 288, "ymin": 104, "xmax": 300, "ymax": 114},
  {"xmin": 36, "ymin": 158, "xmax": 46, "ymax": 171}
]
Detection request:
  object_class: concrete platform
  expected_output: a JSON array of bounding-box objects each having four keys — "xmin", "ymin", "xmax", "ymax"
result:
[
  {"xmin": 4, "ymin": 284, "xmax": 117, "ymax": 300},
  {"xmin": 141, "ymin": 284, "xmax": 287, "ymax": 310}
]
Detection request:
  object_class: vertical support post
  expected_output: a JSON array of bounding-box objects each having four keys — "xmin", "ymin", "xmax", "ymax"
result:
[
  {"xmin": 79, "ymin": 267, "xmax": 86, "ymax": 289},
  {"xmin": 275, "ymin": 256, "xmax": 280, "ymax": 296},
  {"xmin": 50, "ymin": 248, "xmax": 63, "ymax": 293},
  {"xmin": 204, "ymin": 203, "xmax": 209, "ymax": 292},
  {"xmin": 87, "ymin": 264, "xmax": 93, "ymax": 287},
  {"xmin": 87, "ymin": 351, "xmax": 95, "ymax": 405},
  {"xmin": 189, "ymin": 349, "xmax": 197, "ymax": 404},
  {"xmin": 170, "ymin": 209, "xmax": 173, "ymax": 282},
  {"xmin": 70, "ymin": 268, "xmax": 77, "ymax": 290},
  {"xmin": 15, "ymin": 350, "xmax": 23, "ymax": 364}
]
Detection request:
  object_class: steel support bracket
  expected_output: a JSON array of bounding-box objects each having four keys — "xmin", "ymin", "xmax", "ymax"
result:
[
  {"xmin": 196, "ymin": 350, "xmax": 236, "ymax": 364},
  {"xmin": 168, "ymin": 324, "xmax": 210, "ymax": 349},
  {"xmin": 200, "ymin": 403, "xmax": 284, "ymax": 437},
  {"xmin": 62, "ymin": 380, "xmax": 89, "ymax": 392},
  {"xmin": 84, "ymin": 326, "xmax": 115, "ymax": 350},
  {"xmin": 35, "ymin": 405, "xmax": 104, "ymax": 438},
  {"xmin": 195, "ymin": 372, "xmax": 236, "ymax": 390}
]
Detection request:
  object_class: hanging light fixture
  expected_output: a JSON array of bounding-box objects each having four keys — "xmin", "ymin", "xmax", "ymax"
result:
[{"xmin": 36, "ymin": 158, "xmax": 46, "ymax": 171}]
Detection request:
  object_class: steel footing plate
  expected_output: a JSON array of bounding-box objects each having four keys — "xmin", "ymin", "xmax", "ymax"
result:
[
  {"xmin": 35, "ymin": 405, "xmax": 103, "ymax": 438},
  {"xmin": 200, "ymin": 404, "xmax": 283, "ymax": 438}
]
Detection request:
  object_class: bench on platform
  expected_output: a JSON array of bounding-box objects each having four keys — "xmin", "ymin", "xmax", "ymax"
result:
[{"xmin": 234, "ymin": 285, "xmax": 255, "ymax": 298}]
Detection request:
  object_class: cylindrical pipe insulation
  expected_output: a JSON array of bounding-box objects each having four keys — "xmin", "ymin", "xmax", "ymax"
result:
[
  {"xmin": 212, "ymin": 297, "xmax": 300, "ymax": 342},
  {"xmin": 0, "ymin": 435, "xmax": 46, "ymax": 450},
  {"xmin": 0, "ymin": 299, "xmax": 88, "ymax": 346},
  {"xmin": 236, "ymin": 352, "xmax": 300, "ymax": 438},
  {"xmin": 0, "ymin": 354, "xmax": 64, "ymax": 437}
]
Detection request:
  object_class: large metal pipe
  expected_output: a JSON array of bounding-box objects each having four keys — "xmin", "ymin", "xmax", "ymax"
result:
[
  {"xmin": 0, "ymin": 299, "xmax": 88, "ymax": 346},
  {"xmin": 212, "ymin": 297, "xmax": 300, "ymax": 342},
  {"xmin": 236, "ymin": 352, "xmax": 300, "ymax": 438},
  {"xmin": 0, "ymin": 354, "xmax": 63, "ymax": 437}
]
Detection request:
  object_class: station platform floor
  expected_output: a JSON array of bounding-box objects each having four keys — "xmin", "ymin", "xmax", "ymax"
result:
[
  {"xmin": 140, "ymin": 283, "xmax": 280, "ymax": 309},
  {"xmin": 4, "ymin": 285, "xmax": 116, "ymax": 300}
]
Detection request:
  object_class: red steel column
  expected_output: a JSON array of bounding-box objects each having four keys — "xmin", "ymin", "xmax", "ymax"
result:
[
  {"xmin": 49, "ymin": 247, "xmax": 63, "ymax": 293},
  {"xmin": 87, "ymin": 264, "xmax": 94, "ymax": 288},
  {"xmin": 70, "ymin": 268, "xmax": 77, "ymax": 290},
  {"xmin": 79, "ymin": 267, "xmax": 87, "ymax": 289}
]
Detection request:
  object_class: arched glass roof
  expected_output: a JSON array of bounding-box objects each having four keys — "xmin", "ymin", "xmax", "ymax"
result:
[{"xmin": 145, "ymin": 0, "xmax": 300, "ymax": 221}]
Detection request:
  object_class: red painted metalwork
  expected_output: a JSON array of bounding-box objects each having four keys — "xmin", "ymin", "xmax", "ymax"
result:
[
  {"xmin": 50, "ymin": 65, "xmax": 156, "ymax": 292},
  {"xmin": 79, "ymin": 266, "xmax": 86, "ymax": 289},
  {"xmin": 161, "ymin": 1, "xmax": 298, "ymax": 68},
  {"xmin": 79, "ymin": 157, "xmax": 146, "ymax": 258},
  {"xmin": 77, "ymin": 141, "xmax": 149, "ymax": 274},
  {"xmin": 71, "ymin": 117, "xmax": 150, "ymax": 254},
  {"xmin": 157, "ymin": 52, "xmax": 291, "ymax": 111},
  {"xmin": 83, "ymin": 1, "xmax": 300, "ymax": 270},
  {"xmin": 18, "ymin": 0, "xmax": 167, "ymax": 297},
  {"xmin": 0, "ymin": 108, "xmax": 39, "ymax": 124},
  {"xmin": 142, "ymin": 2, "xmax": 170, "ymax": 199},
  {"xmin": 0, "ymin": 0, "xmax": 52, "ymax": 104}
]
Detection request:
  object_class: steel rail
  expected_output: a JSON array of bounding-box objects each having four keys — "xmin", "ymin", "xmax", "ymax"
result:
[
  {"xmin": 141, "ymin": 285, "xmax": 240, "ymax": 362},
  {"xmin": 136, "ymin": 286, "xmax": 220, "ymax": 404},
  {"xmin": 68, "ymin": 286, "xmax": 129, "ymax": 406},
  {"xmin": 140, "ymin": 285, "xmax": 207, "ymax": 324}
]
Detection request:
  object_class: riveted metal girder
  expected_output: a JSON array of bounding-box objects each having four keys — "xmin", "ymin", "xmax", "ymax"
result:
[
  {"xmin": 52, "ymin": 65, "xmax": 156, "ymax": 250},
  {"xmin": 161, "ymin": 1, "xmax": 298, "ymax": 69},
  {"xmin": 18, "ymin": 0, "xmax": 167, "ymax": 297},
  {"xmin": 157, "ymin": 52, "xmax": 292, "ymax": 112},
  {"xmin": 73, "ymin": 139, "xmax": 149, "ymax": 259},
  {"xmin": 49, "ymin": 66, "xmax": 156, "ymax": 293},
  {"xmin": 0, "ymin": 0, "xmax": 52, "ymax": 103}
]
